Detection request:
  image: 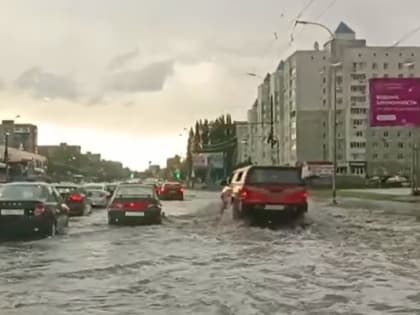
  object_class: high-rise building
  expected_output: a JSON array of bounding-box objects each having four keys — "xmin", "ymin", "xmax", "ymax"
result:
[
  {"xmin": 0, "ymin": 120, "xmax": 38, "ymax": 153},
  {"xmin": 246, "ymin": 21, "xmax": 420, "ymax": 177},
  {"xmin": 234, "ymin": 121, "xmax": 249, "ymax": 164}
]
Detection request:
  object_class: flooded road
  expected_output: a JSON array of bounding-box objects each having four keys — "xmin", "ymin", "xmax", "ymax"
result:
[{"xmin": 1, "ymin": 191, "xmax": 420, "ymax": 315}]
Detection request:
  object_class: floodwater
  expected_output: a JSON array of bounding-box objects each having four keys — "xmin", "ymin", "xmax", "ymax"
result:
[{"xmin": 1, "ymin": 191, "xmax": 420, "ymax": 315}]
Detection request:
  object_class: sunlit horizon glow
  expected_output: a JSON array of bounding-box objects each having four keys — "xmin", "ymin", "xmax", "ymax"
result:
[{"xmin": 37, "ymin": 122, "xmax": 188, "ymax": 171}]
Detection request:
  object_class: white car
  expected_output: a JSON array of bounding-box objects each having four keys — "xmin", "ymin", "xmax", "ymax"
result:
[
  {"xmin": 87, "ymin": 189, "xmax": 109, "ymax": 208},
  {"xmin": 84, "ymin": 183, "xmax": 110, "ymax": 197}
]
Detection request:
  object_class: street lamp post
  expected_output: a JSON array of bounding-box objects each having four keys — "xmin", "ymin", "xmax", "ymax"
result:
[
  {"xmin": 402, "ymin": 61, "xmax": 419, "ymax": 195},
  {"xmin": 295, "ymin": 19, "xmax": 339, "ymax": 204},
  {"xmin": 3, "ymin": 132, "xmax": 10, "ymax": 180}
]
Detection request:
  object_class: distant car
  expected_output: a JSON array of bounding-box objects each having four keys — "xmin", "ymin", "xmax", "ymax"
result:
[
  {"xmin": 108, "ymin": 183, "xmax": 162, "ymax": 225},
  {"xmin": 86, "ymin": 189, "xmax": 108, "ymax": 208},
  {"xmin": 54, "ymin": 183, "xmax": 92, "ymax": 216},
  {"xmin": 158, "ymin": 182, "xmax": 184, "ymax": 200},
  {"xmin": 0, "ymin": 182, "xmax": 69, "ymax": 238},
  {"xmin": 230, "ymin": 166, "xmax": 308, "ymax": 222},
  {"xmin": 84, "ymin": 183, "xmax": 110, "ymax": 197}
]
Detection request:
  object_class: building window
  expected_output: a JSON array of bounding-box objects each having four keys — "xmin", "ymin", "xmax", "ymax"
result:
[
  {"xmin": 384, "ymin": 131, "xmax": 389, "ymax": 137},
  {"xmin": 384, "ymin": 63, "xmax": 389, "ymax": 69},
  {"xmin": 409, "ymin": 131, "xmax": 412, "ymax": 137},
  {"xmin": 398, "ymin": 74, "xmax": 403, "ymax": 78},
  {"xmin": 356, "ymin": 131, "xmax": 363, "ymax": 137},
  {"xmin": 350, "ymin": 142, "xmax": 366, "ymax": 148},
  {"xmin": 373, "ymin": 52, "xmax": 377, "ymax": 57},
  {"xmin": 372, "ymin": 62, "xmax": 377, "ymax": 70},
  {"xmin": 398, "ymin": 62, "xmax": 403, "ymax": 69},
  {"xmin": 383, "ymin": 153, "xmax": 389, "ymax": 159},
  {"xmin": 322, "ymin": 77, "xmax": 326, "ymax": 84},
  {"xmin": 398, "ymin": 142, "xmax": 404, "ymax": 148},
  {"xmin": 384, "ymin": 142, "xmax": 389, "ymax": 148},
  {"xmin": 323, "ymin": 88, "xmax": 326, "ymax": 94},
  {"xmin": 372, "ymin": 73, "xmax": 378, "ymax": 78},
  {"xmin": 372, "ymin": 142, "xmax": 378, "ymax": 147},
  {"xmin": 397, "ymin": 131, "xmax": 401, "ymax": 137},
  {"xmin": 323, "ymin": 99, "xmax": 327, "ymax": 106},
  {"xmin": 397, "ymin": 153, "xmax": 404, "ymax": 160},
  {"xmin": 373, "ymin": 153, "xmax": 378, "ymax": 159}
]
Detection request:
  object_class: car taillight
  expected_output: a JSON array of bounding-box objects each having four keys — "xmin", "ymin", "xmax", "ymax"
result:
[
  {"xmin": 180, "ymin": 187, "xmax": 184, "ymax": 192},
  {"xmin": 240, "ymin": 187, "xmax": 265, "ymax": 203},
  {"xmin": 34, "ymin": 203, "xmax": 46, "ymax": 216},
  {"xmin": 70, "ymin": 194, "xmax": 84, "ymax": 202}
]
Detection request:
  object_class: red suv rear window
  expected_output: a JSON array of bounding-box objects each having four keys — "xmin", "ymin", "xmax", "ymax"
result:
[{"xmin": 246, "ymin": 168, "xmax": 303, "ymax": 185}]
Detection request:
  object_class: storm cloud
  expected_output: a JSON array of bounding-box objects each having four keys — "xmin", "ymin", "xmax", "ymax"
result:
[
  {"xmin": 107, "ymin": 48, "xmax": 140, "ymax": 71},
  {"xmin": 15, "ymin": 67, "xmax": 81, "ymax": 101},
  {"xmin": 105, "ymin": 60, "xmax": 174, "ymax": 93}
]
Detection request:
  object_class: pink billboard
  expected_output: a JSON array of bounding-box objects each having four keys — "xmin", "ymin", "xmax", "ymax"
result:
[{"xmin": 369, "ymin": 78, "xmax": 420, "ymax": 127}]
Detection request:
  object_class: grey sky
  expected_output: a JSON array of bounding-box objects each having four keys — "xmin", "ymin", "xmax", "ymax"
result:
[{"xmin": 1, "ymin": 0, "xmax": 420, "ymax": 136}]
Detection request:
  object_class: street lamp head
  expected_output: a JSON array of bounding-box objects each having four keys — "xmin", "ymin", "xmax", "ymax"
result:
[
  {"xmin": 331, "ymin": 62, "xmax": 342, "ymax": 68},
  {"xmin": 403, "ymin": 61, "xmax": 415, "ymax": 68},
  {"xmin": 295, "ymin": 20, "xmax": 309, "ymax": 26},
  {"xmin": 246, "ymin": 72, "xmax": 258, "ymax": 77}
]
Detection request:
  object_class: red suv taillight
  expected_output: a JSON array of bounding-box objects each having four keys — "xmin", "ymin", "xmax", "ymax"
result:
[
  {"xmin": 70, "ymin": 194, "xmax": 84, "ymax": 202},
  {"xmin": 34, "ymin": 203, "xmax": 46, "ymax": 216},
  {"xmin": 240, "ymin": 187, "xmax": 266, "ymax": 203}
]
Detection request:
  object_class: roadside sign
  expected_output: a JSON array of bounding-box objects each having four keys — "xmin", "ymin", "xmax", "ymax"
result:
[{"xmin": 370, "ymin": 78, "xmax": 420, "ymax": 127}]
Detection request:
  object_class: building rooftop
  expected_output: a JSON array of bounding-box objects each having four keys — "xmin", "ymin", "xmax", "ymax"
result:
[{"xmin": 335, "ymin": 22, "xmax": 355, "ymax": 35}]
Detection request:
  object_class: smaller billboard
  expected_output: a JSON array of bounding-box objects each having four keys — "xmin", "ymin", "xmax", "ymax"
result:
[
  {"xmin": 192, "ymin": 154, "xmax": 208, "ymax": 168},
  {"xmin": 302, "ymin": 161, "xmax": 333, "ymax": 178},
  {"xmin": 370, "ymin": 78, "xmax": 420, "ymax": 127}
]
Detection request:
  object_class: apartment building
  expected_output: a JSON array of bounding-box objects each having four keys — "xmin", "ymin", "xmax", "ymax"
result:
[
  {"xmin": 325, "ymin": 22, "xmax": 420, "ymax": 176},
  {"xmin": 246, "ymin": 21, "xmax": 420, "ymax": 177},
  {"xmin": 38, "ymin": 142, "xmax": 82, "ymax": 158},
  {"xmin": 234, "ymin": 121, "xmax": 249, "ymax": 164},
  {"xmin": 0, "ymin": 120, "xmax": 38, "ymax": 153}
]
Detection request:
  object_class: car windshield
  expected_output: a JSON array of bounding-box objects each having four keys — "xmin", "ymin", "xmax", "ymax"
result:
[
  {"xmin": 116, "ymin": 185, "xmax": 153, "ymax": 198},
  {"xmin": 247, "ymin": 168, "xmax": 303, "ymax": 185},
  {"xmin": 0, "ymin": 184, "xmax": 49, "ymax": 200}
]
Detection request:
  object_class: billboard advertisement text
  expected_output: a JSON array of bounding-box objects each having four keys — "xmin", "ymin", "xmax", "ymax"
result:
[{"xmin": 370, "ymin": 78, "xmax": 420, "ymax": 127}]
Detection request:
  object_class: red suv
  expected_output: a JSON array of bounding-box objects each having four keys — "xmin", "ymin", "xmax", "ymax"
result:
[
  {"xmin": 230, "ymin": 166, "xmax": 308, "ymax": 222},
  {"xmin": 158, "ymin": 182, "xmax": 184, "ymax": 201}
]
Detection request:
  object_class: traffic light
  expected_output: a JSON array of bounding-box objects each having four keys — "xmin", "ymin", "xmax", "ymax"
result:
[{"xmin": 174, "ymin": 169, "xmax": 181, "ymax": 180}]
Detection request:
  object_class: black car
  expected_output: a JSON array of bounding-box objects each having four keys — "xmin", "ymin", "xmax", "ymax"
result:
[
  {"xmin": 108, "ymin": 183, "xmax": 162, "ymax": 225},
  {"xmin": 0, "ymin": 182, "xmax": 69, "ymax": 238},
  {"xmin": 54, "ymin": 183, "xmax": 92, "ymax": 216}
]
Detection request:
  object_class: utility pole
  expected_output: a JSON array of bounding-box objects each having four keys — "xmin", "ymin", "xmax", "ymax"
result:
[
  {"xmin": 332, "ymin": 67, "xmax": 338, "ymax": 204},
  {"xmin": 4, "ymin": 132, "xmax": 9, "ymax": 181},
  {"xmin": 269, "ymin": 96, "xmax": 276, "ymax": 165}
]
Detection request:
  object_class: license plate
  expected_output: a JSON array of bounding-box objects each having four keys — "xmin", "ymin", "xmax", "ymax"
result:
[
  {"xmin": 125, "ymin": 212, "xmax": 145, "ymax": 217},
  {"xmin": 265, "ymin": 205, "xmax": 285, "ymax": 210},
  {"xmin": 1, "ymin": 209, "xmax": 25, "ymax": 215}
]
